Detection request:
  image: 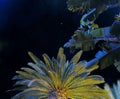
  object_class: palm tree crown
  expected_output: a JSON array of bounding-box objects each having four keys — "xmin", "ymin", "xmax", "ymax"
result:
[{"xmin": 11, "ymin": 48, "xmax": 109, "ymax": 99}]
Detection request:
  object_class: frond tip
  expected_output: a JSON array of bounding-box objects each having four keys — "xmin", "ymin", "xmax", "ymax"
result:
[
  {"xmin": 11, "ymin": 47, "xmax": 109, "ymax": 99},
  {"xmin": 105, "ymin": 80, "xmax": 120, "ymax": 99}
]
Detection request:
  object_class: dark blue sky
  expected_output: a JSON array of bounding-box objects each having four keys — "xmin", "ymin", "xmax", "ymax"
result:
[
  {"xmin": 0, "ymin": 0, "xmax": 120, "ymax": 98},
  {"xmin": 0, "ymin": 1, "xmax": 80, "ymax": 98}
]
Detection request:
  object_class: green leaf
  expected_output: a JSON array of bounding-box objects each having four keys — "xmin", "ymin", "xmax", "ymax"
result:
[
  {"xmin": 57, "ymin": 47, "xmax": 64, "ymax": 62},
  {"xmin": 42, "ymin": 54, "xmax": 52, "ymax": 70},
  {"xmin": 28, "ymin": 52, "xmax": 40, "ymax": 63},
  {"xmin": 70, "ymin": 50, "xmax": 83, "ymax": 65}
]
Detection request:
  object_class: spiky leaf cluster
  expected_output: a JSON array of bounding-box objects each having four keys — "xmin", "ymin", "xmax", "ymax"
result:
[{"xmin": 11, "ymin": 48, "xmax": 109, "ymax": 99}]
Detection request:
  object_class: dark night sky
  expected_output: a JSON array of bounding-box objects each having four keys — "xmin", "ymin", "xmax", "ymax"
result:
[{"xmin": 0, "ymin": 0, "xmax": 120, "ymax": 98}]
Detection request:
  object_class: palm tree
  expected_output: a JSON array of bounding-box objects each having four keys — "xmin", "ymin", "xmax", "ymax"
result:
[{"xmin": 11, "ymin": 48, "xmax": 109, "ymax": 99}]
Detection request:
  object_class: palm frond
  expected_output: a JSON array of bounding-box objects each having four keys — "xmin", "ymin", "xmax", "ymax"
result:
[
  {"xmin": 105, "ymin": 80, "xmax": 120, "ymax": 99},
  {"xmin": 11, "ymin": 47, "xmax": 109, "ymax": 99}
]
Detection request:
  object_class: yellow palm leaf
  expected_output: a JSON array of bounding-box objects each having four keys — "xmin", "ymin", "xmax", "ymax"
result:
[{"xmin": 11, "ymin": 48, "xmax": 109, "ymax": 99}]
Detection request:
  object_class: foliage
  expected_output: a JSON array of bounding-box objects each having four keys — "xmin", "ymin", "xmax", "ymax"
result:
[
  {"xmin": 67, "ymin": 0, "xmax": 119, "ymax": 14},
  {"xmin": 10, "ymin": 0, "xmax": 120, "ymax": 98},
  {"xmin": 99, "ymin": 46, "xmax": 120, "ymax": 71},
  {"xmin": 11, "ymin": 48, "xmax": 109, "ymax": 99},
  {"xmin": 110, "ymin": 20, "xmax": 120, "ymax": 37},
  {"xmin": 64, "ymin": 29, "xmax": 95, "ymax": 52},
  {"xmin": 104, "ymin": 80, "xmax": 120, "ymax": 99},
  {"xmin": 64, "ymin": 0, "xmax": 120, "ymax": 72}
]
